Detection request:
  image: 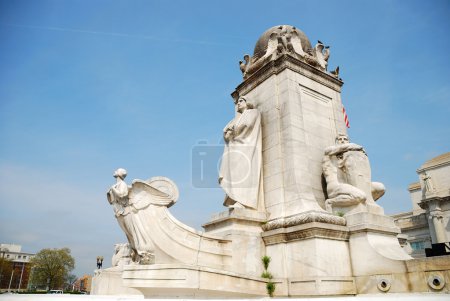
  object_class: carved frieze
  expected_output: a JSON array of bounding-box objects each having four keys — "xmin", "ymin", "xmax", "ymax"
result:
[{"xmin": 262, "ymin": 211, "xmax": 346, "ymax": 232}]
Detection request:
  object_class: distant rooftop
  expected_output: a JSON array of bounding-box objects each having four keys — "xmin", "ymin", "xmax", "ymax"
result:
[
  {"xmin": 408, "ymin": 182, "xmax": 421, "ymax": 191},
  {"xmin": 419, "ymin": 152, "xmax": 450, "ymax": 170}
]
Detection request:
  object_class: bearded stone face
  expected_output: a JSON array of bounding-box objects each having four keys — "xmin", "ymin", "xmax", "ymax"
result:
[{"xmin": 336, "ymin": 135, "xmax": 349, "ymax": 145}]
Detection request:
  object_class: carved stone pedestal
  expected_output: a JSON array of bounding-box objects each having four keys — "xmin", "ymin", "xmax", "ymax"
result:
[
  {"xmin": 260, "ymin": 211, "xmax": 356, "ymax": 296},
  {"xmin": 91, "ymin": 267, "xmax": 142, "ymax": 296},
  {"xmin": 203, "ymin": 208, "xmax": 267, "ymax": 276},
  {"xmin": 122, "ymin": 264, "xmax": 269, "ymax": 298},
  {"xmin": 203, "ymin": 208, "xmax": 267, "ymax": 234},
  {"xmin": 346, "ymin": 212, "xmax": 412, "ymax": 293}
]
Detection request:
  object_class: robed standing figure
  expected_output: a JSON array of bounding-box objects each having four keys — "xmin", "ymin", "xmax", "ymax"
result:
[{"xmin": 219, "ymin": 96, "xmax": 263, "ymax": 210}]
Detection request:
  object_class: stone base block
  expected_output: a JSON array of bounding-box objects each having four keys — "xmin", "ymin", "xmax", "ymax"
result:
[
  {"xmin": 122, "ymin": 264, "xmax": 277, "ymax": 298},
  {"xmin": 202, "ymin": 208, "xmax": 267, "ymax": 276},
  {"xmin": 202, "ymin": 208, "xmax": 267, "ymax": 235},
  {"xmin": 263, "ymin": 221, "xmax": 354, "ymax": 295},
  {"xmin": 355, "ymin": 269, "xmax": 450, "ymax": 294},
  {"xmin": 346, "ymin": 211, "xmax": 400, "ymax": 233},
  {"xmin": 91, "ymin": 267, "xmax": 142, "ymax": 295},
  {"xmin": 346, "ymin": 212, "xmax": 412, "ymax": 277}
]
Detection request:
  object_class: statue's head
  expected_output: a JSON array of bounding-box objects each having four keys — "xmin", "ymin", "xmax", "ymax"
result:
[
  {"xmin": 113, "ymin": 168, "xmax": 127, "ymax": 179},
  {"xmin": 335, "ymin": 134, "xmax": 349, "ymax": 145},
  {"xmin": 235, "ymin": 96, "xmax": 253, "ymax": 113}
]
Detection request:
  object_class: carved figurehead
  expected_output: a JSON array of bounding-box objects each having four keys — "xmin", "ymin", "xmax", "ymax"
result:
[
  {"xmin": 107, "ymin": 169, "xmax": 179, "ymax": 264},
  {"xmin": 219, "ymin": 97, "xmax": 263, "ymax": 211},
  {"xmin": 322, "ymin": 134, "xmax": 385, "ymax": 215},
  {"xmin": 107, "ymin": 168, "xmax": 129, "ymax": 217}
]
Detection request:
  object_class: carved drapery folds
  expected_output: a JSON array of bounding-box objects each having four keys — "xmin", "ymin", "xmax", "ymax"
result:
[
  {"xmin": 219, "ymin": 97, "xmax": 263, "ymax": 211},
  {"xmin": 421, "ymin": 172, "xmax": 436, "ymax": 197}
]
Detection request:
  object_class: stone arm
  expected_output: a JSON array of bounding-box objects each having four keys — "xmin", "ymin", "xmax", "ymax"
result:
[
  {"xmin": 223, "ymin": 126, "xmax": 234, "ymax": 142},
  {"xmin": 322, "ymin": 152, "xmax": 338, "ymax": 183},
  {"xmin": 107, "ymin": 181, "xmax": 129, "ymax": 217},
  {"xmin": 223, "ymin": 118, "xmax": 237, "ymax": 143},
  {"xmin": 111, "ymin": 182, "xmax": 129, "ymax": 198},
  {"xmin": 324, "ymin": 143, "xmax": 366, "ymax": 157},
  {"xmin": 107, "ymin": 190, "xmax": 125, "ymax": 216}
]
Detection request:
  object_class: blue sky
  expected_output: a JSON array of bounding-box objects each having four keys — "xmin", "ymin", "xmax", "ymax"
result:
[{"xmin": 0, "ymin": 0, "xmax": 449, "ymax": 278}]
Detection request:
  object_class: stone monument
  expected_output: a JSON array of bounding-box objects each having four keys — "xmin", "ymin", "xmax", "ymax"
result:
[{"xmin": 92, "ymin": 25, "xmax": 450, "ymax": 297}]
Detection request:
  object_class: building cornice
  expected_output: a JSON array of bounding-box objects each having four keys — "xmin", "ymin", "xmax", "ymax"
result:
[{"xmin": 232, "ymin": 54, "xmax": 343, "ymax": 99}]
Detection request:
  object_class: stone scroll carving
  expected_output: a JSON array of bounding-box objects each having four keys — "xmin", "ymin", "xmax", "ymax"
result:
[
  {"xmin": 107, "ymin": 168, "xmax": 178, "ymax": 264},
  {"xmin": 219, "ymin": 96, "xmax": 263, "ymax": 210},
  {"xmin": 322, "ymin": 134, "xmax": 385, "ymax": 215}
]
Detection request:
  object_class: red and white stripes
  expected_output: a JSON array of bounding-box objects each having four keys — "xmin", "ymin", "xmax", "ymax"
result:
[{"xmin": 342, "ymin": 106, "xmax": 350, "ymax": 128}]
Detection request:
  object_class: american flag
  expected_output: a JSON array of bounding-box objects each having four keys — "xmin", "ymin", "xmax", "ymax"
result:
[{"xmin": 342, "ymin": 106, "xmax": 350, "ymax": 128}]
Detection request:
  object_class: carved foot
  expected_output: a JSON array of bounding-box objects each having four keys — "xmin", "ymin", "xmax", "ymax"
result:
[{"xmin": 139, "ymin": 252, "xmax": 155, "ymax": 265}]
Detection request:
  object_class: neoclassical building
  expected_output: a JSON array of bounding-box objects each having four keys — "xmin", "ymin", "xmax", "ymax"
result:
[
  {"xmin": 393, "ymin": 152, "xmax": 450, "ymax": 257},
  {"xmin": 0, "ymin": 244, "xmax": 35, "ymax": 291}
]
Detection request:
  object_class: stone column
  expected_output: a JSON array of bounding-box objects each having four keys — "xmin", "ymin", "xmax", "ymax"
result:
[
  {"xmin": 428, "ymin": 200, "xmax": 447, "ymax": 243},
  {"xmin": 233, "ymin": 55, "xmax": 346, "ymax": 221},
  {"xmin": 234, "ymin": 55, "xmax": 357, "ymax": 295},
  {"xmin": 420, "ymin": 197, "xmax": 448, "ymax": 244}
]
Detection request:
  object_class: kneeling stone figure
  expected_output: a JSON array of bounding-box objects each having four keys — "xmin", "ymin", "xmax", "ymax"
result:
[{"xmin": 322, "ymin": 134, "xmax": 385, "ymax": 215}]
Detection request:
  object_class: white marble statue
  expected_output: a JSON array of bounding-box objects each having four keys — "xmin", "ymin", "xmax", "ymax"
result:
[
  {"xmin": 314, "ymin": 40, "xmax": 330, "ymax": 70},
  {"xmin": 112, "ymin": 243, "xmax": 132, "ymax": 268},
  {"xmin": 107, "ymin": 169, "xmax": 138, "ymax": 261},
  {"xmin": 107, "ymin": 168, "xmax": 129, "ymax": 217},
  {"xmin": 107, "ymin": 169, "xmax": 178, "ymax": 264},
  {"xmin": 264, "ymin": 26, "xmax": 306, "ymax": 59},
  {"xmin": 322, "ymin": 134, "xmax": 385, "ymax": 214},
  {"xmin": 421, "ymin": 172, "xmax": 435, "ymax": 194},
  {"xmin": 219, "ymin": 97, "xmax": 263, "ymax": 210}
]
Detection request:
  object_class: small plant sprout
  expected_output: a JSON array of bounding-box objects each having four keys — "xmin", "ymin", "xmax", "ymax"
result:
[
  {"xmin": 266, "ymin": 282, "xmax": 275, "ymax": 297},
  {"xmin": 262, "ymin": 255, "xmax": 271, "ymax": 270},
  {"xmin": 261, "ymin": 271, "xmax": 273, "ymax": 279},
  {"xmin": 261, "ymin": 255, "xmax": 275, "ymax": 297}
]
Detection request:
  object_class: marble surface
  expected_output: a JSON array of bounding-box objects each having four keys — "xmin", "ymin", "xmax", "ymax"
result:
[{"xmin": 1, "ymin": 293, "xmax": 449, "ymax": 301}]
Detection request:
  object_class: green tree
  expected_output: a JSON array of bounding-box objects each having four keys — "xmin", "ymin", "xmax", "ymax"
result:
[
  {"xmin": 30, "ymin": 248, "xmax": 75, "ymax": 290},
  {"xmin": 65, "ymin": 273, "xmax": 77, "ymax": 291}
]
